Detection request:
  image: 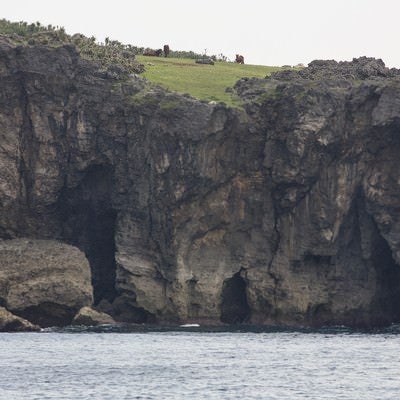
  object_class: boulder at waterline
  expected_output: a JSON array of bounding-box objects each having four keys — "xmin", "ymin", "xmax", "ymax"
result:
[
  {"xmin": 72, "ymin": 306, "xmax": 115, "ymax": 326},
  {"xmin": 0, "ymin": 239, "xmax": 93, "ymax": 327},
  {"xmin": 0, "ymin": 306, "xmax": 40, "ymax": 332}
]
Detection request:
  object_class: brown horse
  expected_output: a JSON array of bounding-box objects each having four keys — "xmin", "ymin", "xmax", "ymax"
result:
[{"xmin": 235, "ymin": 54, "xmax": 244, "ymax": 64}]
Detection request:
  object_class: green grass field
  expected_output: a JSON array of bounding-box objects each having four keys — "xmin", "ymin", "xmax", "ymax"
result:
[{"xmin": 137, "ymin": 56, "xmax": 282, "ymax": 107}]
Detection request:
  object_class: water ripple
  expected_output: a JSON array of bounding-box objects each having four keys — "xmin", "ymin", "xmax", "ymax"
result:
[{"xmin": 0, "ymin": 330, "xmax": 399, "ymax": 399}]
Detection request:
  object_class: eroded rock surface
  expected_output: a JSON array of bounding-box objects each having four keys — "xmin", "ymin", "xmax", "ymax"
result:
[
  {"xmin": 1, "ymin": 36, "xmax": 400, "ymax": 328},
  {"xmin": 0, "ymin": 239, "xmax": 93, "ymax": 326},
  {"xmin": 72, "ymin": 306, "xmax": 115, "ymax": 326}
]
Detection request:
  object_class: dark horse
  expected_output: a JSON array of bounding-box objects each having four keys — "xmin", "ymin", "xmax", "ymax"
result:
[
  {"xmin": 163, "ymin": 44, "xmax": 170, "ymax": 58},
  {"xmin": 235, "ymin": 54, "xmax": 244, "ymax": 64}
]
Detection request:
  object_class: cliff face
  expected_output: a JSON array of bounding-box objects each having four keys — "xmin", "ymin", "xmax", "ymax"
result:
[{"xmin": 1, "ymin": 38, "xmax": 400, "ymax": 328}]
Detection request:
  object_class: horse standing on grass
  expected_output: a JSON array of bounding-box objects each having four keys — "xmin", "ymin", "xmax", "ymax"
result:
[
  {"xmin": 163, "ymin": 44, "xmax": 170, "ymax": 57},
  {"xmin": 235, "ymin": 54, "xmax": 244, "ymax": 64}
]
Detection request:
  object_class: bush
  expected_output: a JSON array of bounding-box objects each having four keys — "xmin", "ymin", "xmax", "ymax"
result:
[{"xmin": 0, "ymin": 19, "xmax": 144, "ymax": 75}]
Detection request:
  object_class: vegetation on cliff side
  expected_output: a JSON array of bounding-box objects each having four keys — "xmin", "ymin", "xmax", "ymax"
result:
[
  {"xmin": 0, "ymin": 19, "xmax": 286, "ymax": 106},
  {"xmin": 0, "ymin": 19, "xmax": 144, "ymax": 74}
]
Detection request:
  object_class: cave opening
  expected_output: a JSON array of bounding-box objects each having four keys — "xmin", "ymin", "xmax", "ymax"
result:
[
  {"xmin": 220, "ymin": 271, "xmax": 250, "ymax": 324},
  {"xmin": 340, "ymin": 194, "xmax": 400, "ymax": 327},
  {"xmin": 372, "ymin": 233, "xmax": 400, "ymax": 324},
  {"xmin": 58, "ymin": 164, "xmax": 117, "ymax": 304}
]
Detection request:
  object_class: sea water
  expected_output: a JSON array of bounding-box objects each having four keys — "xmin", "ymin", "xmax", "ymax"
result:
[{"xmin": 1, "ymin": 326, "xmax": 400, "ymax": 399}]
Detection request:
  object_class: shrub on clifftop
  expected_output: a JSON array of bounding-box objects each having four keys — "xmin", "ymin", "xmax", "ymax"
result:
[{"xmin": 0, "ymin": 19, "xmax": 144, "ymax": 74}]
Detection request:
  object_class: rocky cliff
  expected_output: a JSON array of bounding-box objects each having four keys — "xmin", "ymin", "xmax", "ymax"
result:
[{"xmin": 1, "ymin": 37, "xmax": 400, "ymax": 328}]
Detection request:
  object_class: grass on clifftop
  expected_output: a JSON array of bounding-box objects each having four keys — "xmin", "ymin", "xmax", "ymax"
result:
[
  {"xmin": 0, "ymin": 19, "xmax": 285, "ymax": 107},
  {"xmin": 137, "ymin": 56, "xmax": 282, "ymax": 107}
]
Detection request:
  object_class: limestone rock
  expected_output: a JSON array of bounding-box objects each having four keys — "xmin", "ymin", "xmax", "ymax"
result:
[
  {"xmin": 0, "ymin": 239, "xmax": 93, "ymax": 327},
  {"xmin": 0, "ymin": 307, "xmax": 40, "ymax": 332},
  {"xmin": 72, "ymin": 306, "xmax": 115, "ymax": 326},
  {"xmin": 195, "ymin": 58, "xmax": 214, "ymax": 65}
]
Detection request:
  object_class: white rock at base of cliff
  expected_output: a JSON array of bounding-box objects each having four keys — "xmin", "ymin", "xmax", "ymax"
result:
[{"xmin": 72, "ymin": 306, "xmax": 115, "ymax": 326}]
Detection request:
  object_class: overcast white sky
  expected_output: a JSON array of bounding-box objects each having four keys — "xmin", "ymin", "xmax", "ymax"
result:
[{"xmin": 2, "ymin": 0, "xmax": 400, "ymax": 67}]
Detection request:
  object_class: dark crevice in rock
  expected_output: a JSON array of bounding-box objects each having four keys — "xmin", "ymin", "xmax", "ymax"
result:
[
  {"xmin": 267, "ymin": 271, "xmax": 280, "ymax": 314},
  {"xmin": 303, "ymin": 253, "xmax": 332, "ymax": 266},
  {"xmin": 18, "ymin": 73, "xmax": 38, "ymax": 213},
  {"xmin": 371, "ymin": 230, "xmax": 400, "ymax": 325},
  {"xmin": 0, "ymin": 229, "xmax": 11, "ymax": 241},
  {"xmin": 111, "ymin": 295, "xmax": 156, "ymax": 323},
  {"xmin": 57, "ymin": 164, "xmax": 117, "ymax": 304},
  {"xmin": 356, "ymin": 193, "xmax": 400, "ymax": 326},
  {"xmin": 3, "ymin": 319, "xmax": 29, "ymax": 332},
  {"xmin": 307, "ymin": 303, "xmax": 332, "ymax": 326},
  {"xmin": 15, "ymin": 302, "xmax": 76, "ymax": 327},
  {"xmin": 297, "ymin": 192, "xmax": 400, "ymax": 328},
  {"xmin": 267, "ymin": 176, "xmax": 282, "ymax": 314},
  {"xmin": 343, "ymin": 195, "xmax": 400, "ymax": 327},
  {"xmin": 220, "ymin": 271, "xmax": 251, "ymax": 324}
]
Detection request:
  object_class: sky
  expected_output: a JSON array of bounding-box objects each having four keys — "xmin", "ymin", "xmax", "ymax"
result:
[{"xmin": 2, "ymin": 0, "xmax": 400, "ymax": 67}]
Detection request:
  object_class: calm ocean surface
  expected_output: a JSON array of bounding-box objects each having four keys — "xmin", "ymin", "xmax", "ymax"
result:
[{"xmin": 1, "ymin": 326, "xmax": 400, "ymax": 399}]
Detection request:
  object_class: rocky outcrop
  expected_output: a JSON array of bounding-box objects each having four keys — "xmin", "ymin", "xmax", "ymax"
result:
[
  {"xmin": 0, "ymin": 307, "xmax": 40, "ymax": 332},
  {"xmin": 232, "ymin": 58, "xmax": 400, "ymax": 327},
  {"xmin": 72, "ymin": 306, "xmax": 115, "ymax": 326},
  {"xmin": 1, "ymin": 35, "xmax": 400, "ymax": 328},
  {"xmin": 0, "ymin": 239, "xmax": 93, "ymax": 326}
]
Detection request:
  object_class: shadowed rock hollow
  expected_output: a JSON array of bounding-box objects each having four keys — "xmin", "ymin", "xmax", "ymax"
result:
[{"xmin": 1, "ymin": 36, "xmax": 400, "ymax": 328}]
